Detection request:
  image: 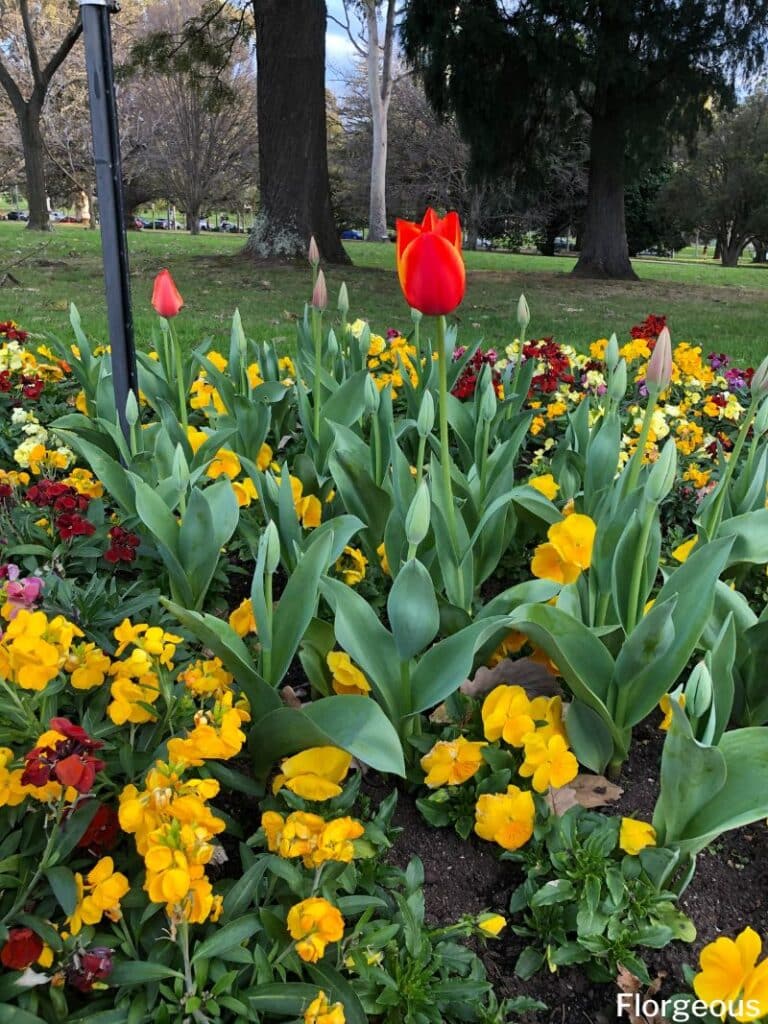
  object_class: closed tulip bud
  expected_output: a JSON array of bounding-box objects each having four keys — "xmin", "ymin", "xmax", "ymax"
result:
[
  {"xmin": 605, "ymin": 333, "xmax": 620, "ymax": 372},
  {"xmin": 151, "ymin": 268, "xmax": 184, "ymax": 318},
  {"xmin": 480, "ymin": 374, "xmax": 497, "ymax": 423},
  {"xmin": 308, "ymin": 236, "xmax": 320, "ymax": 267},
  {"xmin": 358, "ymin": 324, "xmax": 371, "ymax": 359},
  {"xmin": 645, "ymin": 439, "xmax": 677, "ymax": 503},
  {"xmin": 263, "ymin": 520, "xmax": 280, "ymax": 574},
  {"xmin": 364, "ymin": 373, "xmax": 380, "ymax": 413},
  {"xmin": 751, "ymin": 354, "xmax": 768, "ymax": 398},
  {"xmin": 327, "ymin": 328, "xmax": 339, "ymax": 357},
  {"xmin": 405, "ymin": 480, "xmax": 431, "ymax": 546},
  {"xmin": 607, "ymin": 359, "xmax": 627, "ymax": 402},
  {"xmin": 754, "ymin": 396, "xmax": 768, "ymax": 435},
  {"xmin": 311, "ymin": 269, "xmax": 327, "ymax": 310},
  {"xmin": 417, "ymin": 390, "xmax": 435, "ymax": 437},
  {"xmin": 124, "ymin": 390, "xmax": 139, "ymax": 427},
  {"xmin": 646, "ymin": 326, "xmax": 672, "ymax": 391},
  {"xmin": 686, "ymin": 663, "xmax": 712, "ymax": 718},
  {"xmin": 264, "ymin": 473, "xmax": 280, "ymax": 504},
  {"xmin": 338, "ymin": 281, "xmax": 349, "ymax": 317},
  {"xmin": 517, "ymin": 293, "xmax": 530, "ymax": 332}
]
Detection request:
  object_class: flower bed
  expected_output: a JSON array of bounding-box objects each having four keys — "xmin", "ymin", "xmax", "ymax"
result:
[{"xmin": 2, "ymin": 209, "xmax": 768, "ymax": 1024}]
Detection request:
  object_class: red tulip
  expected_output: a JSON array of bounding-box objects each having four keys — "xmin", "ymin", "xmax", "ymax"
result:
[
  {"xmin": 396, "ymin": 209, "xmax": 466, "ymax": 316},
  {"xmin": 1, "ymin": 927, "xmax": 43, "ymax": 970},
  {"xmin": 151, "ymin": 269, "xmax": 184, "ymax": 318}
]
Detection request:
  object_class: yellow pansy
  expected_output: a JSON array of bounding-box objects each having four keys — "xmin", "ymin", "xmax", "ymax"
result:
[
  {"xmin": 272, "ymin": 746, "xmax": 352, "ymax": 801},
  {"xmin": 420, "ymin": 736, "xmax": 487, "ymax": 788},
  {"xmin": 474, "ymin": 785, "xmax": 535, "ymax": 851},
  {"xmin": 327, "ymin": 651, "xmax": 371, "ymax": 695},
  {"xmin": 619, "ymin": 817, "xmax": 657, "ymax": 856}
]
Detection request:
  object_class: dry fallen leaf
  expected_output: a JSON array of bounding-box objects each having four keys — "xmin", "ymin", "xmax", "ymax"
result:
[
  {"xmin": 460, "ymin": 657, "xmax": 560, "ymax": 699},
  {"xmin": 281, "ymin": 685, "xmax": 303, "ymax": 709},
  {"xmin": 615, "ymin": 965, "xmax": 666, "ymax": 1024},
  {"xmin": 546, "ymin": 774, "xmax": 623, "ymax": 815}
]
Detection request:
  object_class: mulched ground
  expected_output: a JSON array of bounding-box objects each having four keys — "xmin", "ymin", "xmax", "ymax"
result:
[{"xmin": 373, "ymin": 718, "xmax": 768, "ymax": 1023}]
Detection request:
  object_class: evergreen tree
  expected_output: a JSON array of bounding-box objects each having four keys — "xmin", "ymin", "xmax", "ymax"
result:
[{"xmin": 402, "ymin": 0, "xmax": 768, "ymax": 279}]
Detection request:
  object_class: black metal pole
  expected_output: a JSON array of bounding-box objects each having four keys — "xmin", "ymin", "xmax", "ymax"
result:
[{"xmin": 79, "ymin": 0, "xmax": 137, "ymax": 437}]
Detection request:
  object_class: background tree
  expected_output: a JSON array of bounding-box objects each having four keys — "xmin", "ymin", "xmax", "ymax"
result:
[
  {"xmin": 658, "ymin": 95, "xmax": 768, "ymax": 266},
  {"xmin": 402, "ymin": 0, "xmax": 768, "ymax": 280},
  {"xmin": 249, "ymin": 0, "xmax": 348, "ymax": 262},
  {"xmin": 0, "ymin": 0, "xmax": 83, "ymax": 230},
  {"xmin": 330, "ymin": 1, "xmax": 403, "ymax": 241},
  {"xmin": 127, "ymin": 0, "xmax": 258, "ymax": 234}
]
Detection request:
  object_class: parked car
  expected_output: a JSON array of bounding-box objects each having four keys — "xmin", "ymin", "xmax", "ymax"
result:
[
  {"xmin": 341, "ymin": 229, "xmax": 363, "ymax": 240},
  {"xmin": 6, "ymin": 210, "xmax": 28, "ymax": 221},
  {"xmin": 49, "ymin": 211, "xmax": 67, "ymax": 222}
]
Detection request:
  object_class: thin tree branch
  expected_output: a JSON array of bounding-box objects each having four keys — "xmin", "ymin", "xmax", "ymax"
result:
[
  {"xmin": 327, "ymin": 6, "xmax": 367, "ymax": 58},
  {"xmin": 19, "ymin": 0, "xmax": 42, "ymax": 88},
  {"xmin": 0, "ymin": 57, "xmax": 25, "ymax": 117},
  {"xmin": 40, "ymin": 15, "xmax": 83, "ymax": 96}
]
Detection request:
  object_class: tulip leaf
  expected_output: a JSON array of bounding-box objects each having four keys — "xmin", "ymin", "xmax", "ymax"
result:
[
  {"xmin": 564, "ymin": 700, "xmax": 614, "ymax": 773},
  {"xmin": 409, "ymin": 617, "xmax": 511, "ymax": 713},
  {"xmin": 108, "ymin": 962, "xmax": 185, "ymax": 985},
  {"xmin": 387, "ymin": 559, "xmax": 440, "ymax": 660},
  {"xmin": 268, "ymin": 531, "xmax": 333, "ymax": 686},
  {"xmin": 613, "ymin": 597, "xmax": 677, "ymax": 726},
  {"xmin": 248, "ymin": 984, "xmax": 324, "ymax": 1016},
  {"xmin": 718, "ymin": 508, "xmax": 768, "ymax": 565},
  {"xmin": 191, "ymin": 916, "xmax": 261, "ymax": 962},
  {"xmin": 249, "ymin": 696, "xmax": 405, "ymax": 779},
  {"xmin": 671, "ymin": 726, "xmax": 768, "ymax": 855},
  {"xmin": 653, "ymin": 702, "xmax": 726, "ymax": 849},
  {"xmin": 320, "ymin": 577, "xmax": 400, "ymax": 721}
]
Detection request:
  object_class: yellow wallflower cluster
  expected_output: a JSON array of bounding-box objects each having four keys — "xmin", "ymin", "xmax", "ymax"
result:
[
  {"xmin": 188, "ymin": 349, "xmax": 294, "ymax": 419},
  {"xmin": 166, "ymin": 692, "xmax": 249, "ymax": 764},
  {"xmin": 272, "ymin": 747, "xmax": 352, "ymax": 801},
  {"xmin": 0, "ymin": 609, "xmax": 83, "ymax": 691},
  {"xmin": 185, "ymin": 425, "xmax": 274, "ymax": 507},
  {"xmin": 67, "ymin": 857, "xmax": 130, "ymax": 935},
  {"xmin": 287, "ymin": 897, "xmax": 345, "ymax": 963},
  {"xmin": 262, "ymin": 810, "xmax": 364, "ymax": 868},
  {"xmin": 119, "ymin": 761, "xmax": 225, "ymax": 925},
  {"xmin": 304, "ymin": 990, "xmax": 346, "ymax": 1024},
  {"xmin": 530, "ymin": 514, "xmax": 596, "ymax": 585},
  {"xmin": 178, "ymin": 657, "xmax": 233, "ymax": 699},
  {"xmin": 107, "ymin": 620, "xmax": 182, "ymax": 726},
  {"xmin": 351, "ymin": 320, "xmax": 420, "ymax": 398}
]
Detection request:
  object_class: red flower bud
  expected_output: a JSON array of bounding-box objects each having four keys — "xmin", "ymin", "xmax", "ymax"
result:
[
  {"xmin": 311, "ymin": 269, "xmax": 328, "ymax": 310},
  {"xmin": 396, "ymin": 209, "xmax": 466, "ymax": 316},
  {"xmin": 1, "ymin": 928, "xmax": 43, "ymax": 970},
  {"xmin": 151, "ymin": 269, "xmax": 184, "ymax": 318}
]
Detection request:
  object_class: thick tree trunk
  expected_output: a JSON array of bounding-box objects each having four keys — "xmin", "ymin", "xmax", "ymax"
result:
[
  {"xmin": 753, "ymin": 239, "xmax": 767, "ymax": 263},
  {"xmin": 721, "ymin": 232, "xmax": 745, "ymax": 267},
  {"xmin": 572, "ymin": 111, "xmax": 636, "ymax": 280},
  {"xmin": 249, "ymin": 0, "xmax": 348, "ymax": 263},
  {"xmin": 368, "ymin": 102, "xmax": 389, "ymax": 241},
  {"xmin": 189, "ymin": 205, "xmax": 201, "ymax": 235},
  {"xmin": 19, "ymin": 105, "xmax": 50, "ymax": 231},
  {"xmin": 713, "ymin": 237, "xmax": 722, "ymax": 261}
]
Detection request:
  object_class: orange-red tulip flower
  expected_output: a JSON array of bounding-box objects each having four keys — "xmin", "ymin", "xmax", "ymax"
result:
[
  {"xmin": 151, "ymin": 269, "xmax": 184, "ymax": 318},
  {"xmin": 396, "ymin": 209, "xmax": 465, "ymax": 316}
]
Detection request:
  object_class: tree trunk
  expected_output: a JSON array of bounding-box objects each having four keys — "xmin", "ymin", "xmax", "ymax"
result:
[
  {"xmin": 464, "ymin": 184, "xmax": 482, "ymax": 250},
  {"xmin": 753, "ymin": 239, "xmax": 767, "ymax": 263},
  {"xmin": 249, "ymin": 0, "xmax": 348, "ymax": 263},
  {"xmin": 189, "ymin": 205, "xmax": 201, "ymax": 235},
  {"xmin": 721, "ymin": 232, "xmax": 745, "ymax": 267},
  {"xmin": 713, "ymin": 237, "xmax": 722, "ymax": 261},
  {"xmin": 572, "ymin": 110, "xmax": 636, "ymax": 280},
  {"xmin": 366, "ymin": 2, "xmax": 390, "ymax": 242},
  {"xmin": 19, "ymin": 104, "xmax": 50, "ymax": 231}
]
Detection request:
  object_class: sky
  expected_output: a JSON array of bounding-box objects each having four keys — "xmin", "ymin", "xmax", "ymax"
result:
[{"xmin": 325, "ymin": 0, "xmax": 365, "ymax": 92}]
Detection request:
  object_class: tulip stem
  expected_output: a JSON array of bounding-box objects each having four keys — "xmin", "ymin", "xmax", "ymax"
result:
[
  {"xmin": 706, "ymin": 395, "xmax": 758, "ymax": 538},
  {"xmin": 415, "ymin": 435, "xmax": 426, "ymax": 489},
  {"xmin": 372, "ymin": 411, "xmax": 382, "ymax": 485},
  {"xmin": 625, "ymin": 501, "xmax": 655, "ymax": 635},
  {"xmin": 625, "ymin": 384, "xmax": 659, "ymax": 495},
  {"xmin": 435, "ymin": 315, "xmax": 459, "ymax": 557},
  {"xmin": 262, "ymin": 572, "xmax": 273, "ymax": 684},
  {"xmin": 168, "ymin": 321, "xmax": 188, "ymax": 431},
  {"xmin": 312, "ymin": 306, "xmax": 323, "ymax": 442}
]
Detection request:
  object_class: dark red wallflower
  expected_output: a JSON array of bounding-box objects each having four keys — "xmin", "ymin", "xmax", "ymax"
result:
[
  {"xmin": 76, "ymin": 804, "xmax": 120, "ymax": 855},
  {"xmin": 451, "ymin": 346, "xmax": 503, "ymax": 401},
  {"xmin": 630, "ymin": 314, "xmax": 667, "ymax": 341},
  {"xmin": 0, "ymin": 321, "xmax": 29, "ymax": 343},
  {"xmin": 66, "ymin": 947, "xmax": 113, "ymax": 992},
  {"xmin": 21, "ymin": 377, "xmax": 44, "ymax": 400},
  {"xmin": 22, "ymin": 718, "xmax": 105, "ymax": 795},
  {"xmin": 104, "ymin": 526, "xmax": 140, "ymax": 564},
  {"xmin": 56, "ymin": 513, "xmax": 95, "ymax": 542},
  {"xmin": 1, "ymin": 928, "xmax": 43, "ymax": 970},
  {"xmin": 523, "ymin": 337, "xmax": 574, "ymax": 396},
  {"xmin": 0, "ymin": 370, "xmax": 11, "ymax": 393}
]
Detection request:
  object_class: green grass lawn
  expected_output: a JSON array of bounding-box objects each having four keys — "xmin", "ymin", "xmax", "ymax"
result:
[{"xmin": 2, "ymin": 222, "xmax": 768, "ymax": 364}]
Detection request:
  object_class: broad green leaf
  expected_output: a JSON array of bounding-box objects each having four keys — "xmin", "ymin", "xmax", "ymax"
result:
[
  {"xmin": 387, "ymin": 559, "xmax": 440, "ymax": 660},
  {"xmin": 307, "ymin": 963, "xmax": 372, "ymax": 1024},
  {"xmin": 248, "ymin": 984, "xmax": 320, "ymax": 1015},
  {"xmin": 249, "ymin": 696, "xmax": 405, "ymax": 778},
  {"xmin": 613, "ymin": 597, "xmax": 677, "ymax": 726},
  {"xmin": 45, "ymin": 866, "xmax": 78, "ymax": 916},
  {"xmin": 565, "ymin": 701, "xmax": 614, "ymax": 773},
  {"xmin": 268, "ymin": 532, "xmax": 333, "ymax": 685},
  {"xmin": 108, "ymin": 962, "xmax": 184, "ymax": 985}
]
